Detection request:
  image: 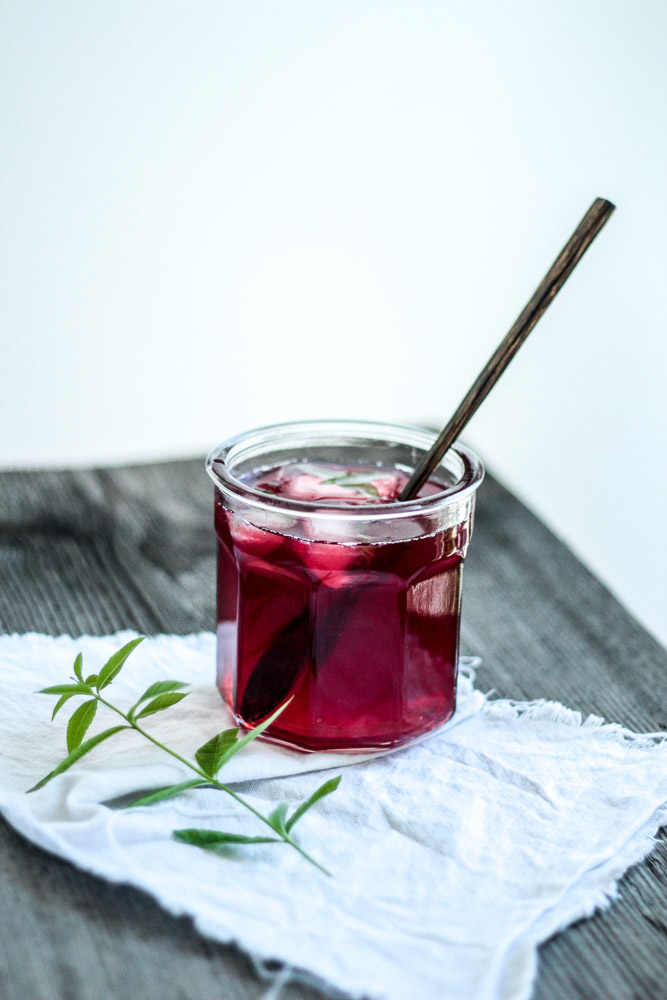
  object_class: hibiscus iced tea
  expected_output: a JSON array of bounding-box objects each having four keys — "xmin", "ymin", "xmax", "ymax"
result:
[{"xmin": 207, "ymin": 421, "xmax": 483, "ymax": 752}]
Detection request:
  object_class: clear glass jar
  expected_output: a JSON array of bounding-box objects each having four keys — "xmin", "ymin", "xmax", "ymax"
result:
[{"xmin": 207, "ymin": 420, "xmax": 484, "ymax": 752}]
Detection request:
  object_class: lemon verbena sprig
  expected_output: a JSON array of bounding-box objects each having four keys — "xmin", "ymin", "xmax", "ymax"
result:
[{"xmin": 28, "ymin": 637, "xmax": 340, "ymax": 875}]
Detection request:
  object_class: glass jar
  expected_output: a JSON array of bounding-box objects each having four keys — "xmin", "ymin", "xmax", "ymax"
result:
[{"xmin": 207, "ymin": 420, "xmax": 484, "ymax": 752}]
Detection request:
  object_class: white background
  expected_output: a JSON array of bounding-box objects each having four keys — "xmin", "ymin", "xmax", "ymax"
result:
[{"xmin": 1, "ymin": 1, "xmax": 665, "ymax": 647}]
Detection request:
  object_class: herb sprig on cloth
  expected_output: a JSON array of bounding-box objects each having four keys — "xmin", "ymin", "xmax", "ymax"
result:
[{"xmin": 28, "ymin": 637, "xmax": 339, "ymax": 875}]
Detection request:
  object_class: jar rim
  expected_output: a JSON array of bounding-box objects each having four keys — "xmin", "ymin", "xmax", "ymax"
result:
[{"xmin": 206, "ymin": 419, "xmax": 484, "ymax": 522}]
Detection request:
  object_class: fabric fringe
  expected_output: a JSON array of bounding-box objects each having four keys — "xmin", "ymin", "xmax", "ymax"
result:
[{"xmin": 483, "ymin": 696, "xmax": 667, "ymax": 752}]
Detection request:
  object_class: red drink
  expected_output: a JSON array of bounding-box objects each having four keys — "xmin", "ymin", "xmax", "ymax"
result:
[{"xmin": 208, "ymin": 422, "xmax": 483, "ymax": 752}]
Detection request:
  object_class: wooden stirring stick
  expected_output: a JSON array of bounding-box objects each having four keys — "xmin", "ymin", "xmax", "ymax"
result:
[{"xmin": 399, "ymin": 197, "xmax": 616, "ymax": 501}]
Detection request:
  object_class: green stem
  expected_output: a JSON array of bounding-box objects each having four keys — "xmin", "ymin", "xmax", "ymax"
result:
[{"xmin": 95, "ymin": 693, "xmax": 330, "ymax": 876}]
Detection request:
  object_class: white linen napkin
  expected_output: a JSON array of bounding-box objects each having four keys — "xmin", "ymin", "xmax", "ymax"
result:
[{"xmin": 1, "ymin": 631, "xmax": 666, "ymax": 1000}]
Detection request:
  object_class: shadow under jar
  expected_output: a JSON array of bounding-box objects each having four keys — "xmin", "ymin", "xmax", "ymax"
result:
[{"xmin": 207, "ymin": 420, "xmax": 484, "ymax": 753}]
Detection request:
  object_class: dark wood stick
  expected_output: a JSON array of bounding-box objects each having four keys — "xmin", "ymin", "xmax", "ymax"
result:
[{"xmin": 399, "ymin": 197, "xmax": 616, "ymax": 501}]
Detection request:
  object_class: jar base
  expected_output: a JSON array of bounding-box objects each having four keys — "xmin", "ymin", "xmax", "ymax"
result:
[{"xmin": 230, "ymin": 709, "xmax": 457, "ymax": 755}]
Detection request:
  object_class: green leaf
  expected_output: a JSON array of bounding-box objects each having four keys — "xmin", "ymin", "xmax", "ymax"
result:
[
  {"xmin": 51, "ymin": 692, "xmax": 78, "ymax": 721},
  {"xmin": 136, "ymin": 680, "xmax": 189, "ymax": 702},
  {"xmin": 97, "ymin": 637, "xmax": 145, "ymax": 691},
  {"xmin": 213, "ymin": 700, "xmax": 291, "ymax": 770},
  {"xmin": 129, "ymin": 779, "xmax": 208, "ymax": 807},
  {"xmin": 173, "ymin": 829, "xmax": 279, "ymax": 848},
  {"xmin": 73, "ymin": 653, "xmax": 84, "ymax": 682},
  {"xmin": 27, "ymin": 725, "xmax": 129, "ymax": 792},
  {"xmin": 128, "ymin": 680, "xmax": 189, "ymax": 723},
  {"xmin": 85, "ymin": 674, "xmax": 98, "ymax": 686},
  {"xmin": 37, "ymin": 683, "xmax": 92, "ymax": 696},
  {"xmin": 320, "ymin": 474, "xmax": 380, "ymax": 497},
  {"xmin": 268, "ymin": 802, "xmax": 289, "ymax": 836},
  {"xmin": 194, "ymin": 729, "xmax": 239, "ymax": 777},
  {"xmin": 286, "ymin": 775, "xmax": 342, "ymax": 832},
  {"xmin": 135, "ymin": 691, "xmax": 188, "ymax": 719},
  {"xmin": 66, "ymin": 698, "xmax": 98, "ymax": 753}
]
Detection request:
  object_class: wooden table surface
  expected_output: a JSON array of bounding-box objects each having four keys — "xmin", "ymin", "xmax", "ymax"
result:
[{"xmin": 1, "ymin": 459, "xmax": 666, "ymax": 1000}]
